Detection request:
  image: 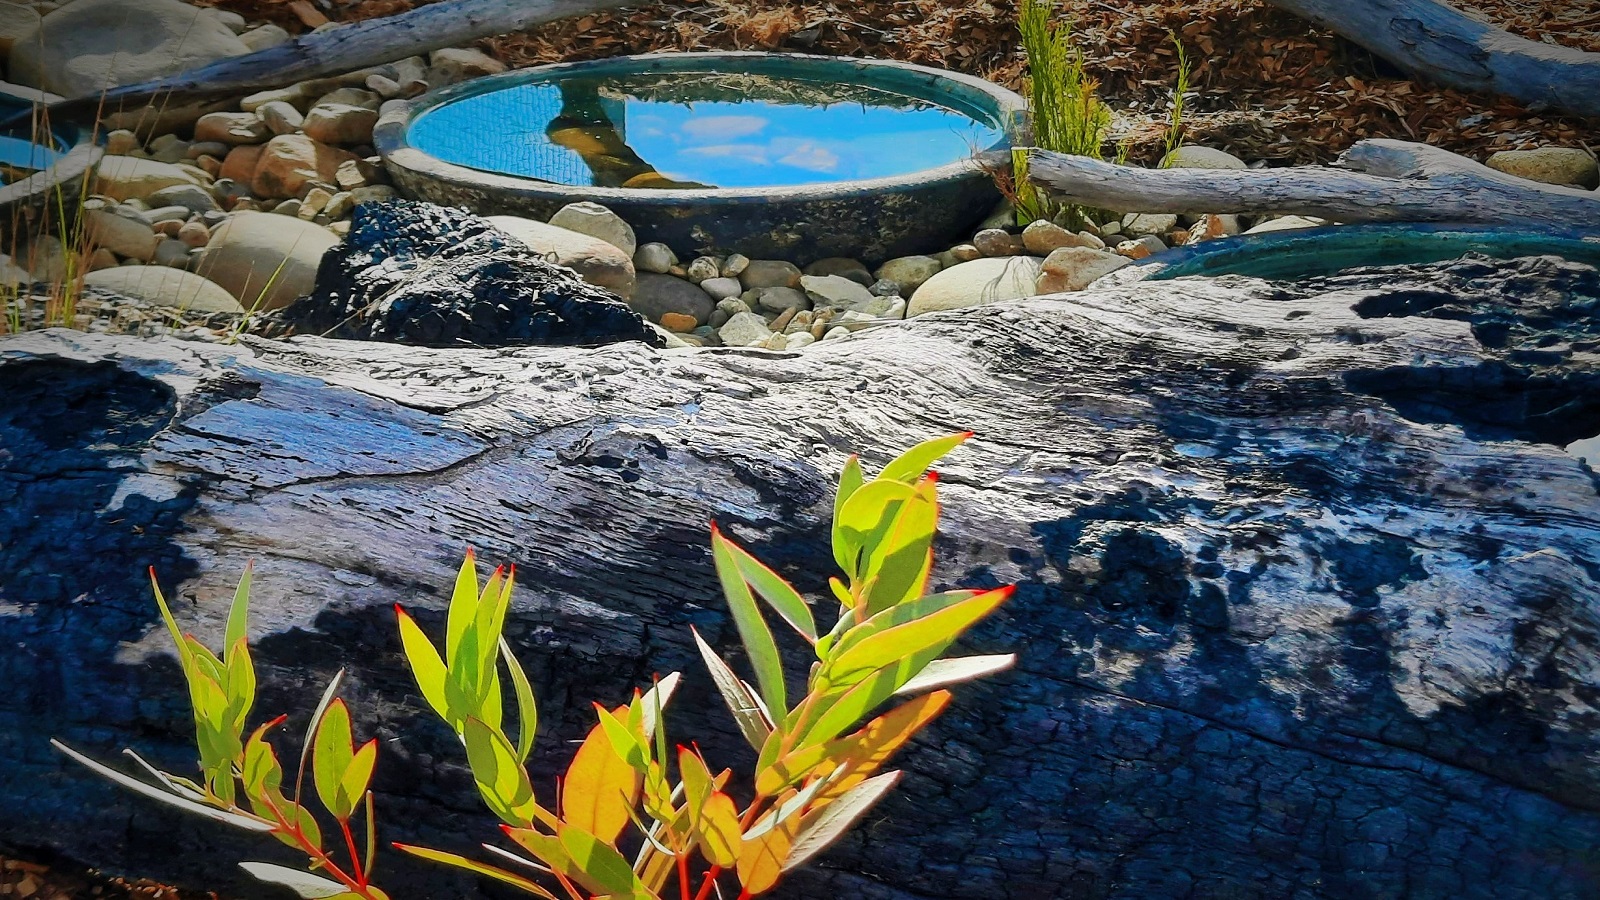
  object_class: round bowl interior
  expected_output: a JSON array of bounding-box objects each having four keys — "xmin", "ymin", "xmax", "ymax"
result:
[{"xmin": 376, "ymin": 52, "xmax": 1027, "ymax": 265}]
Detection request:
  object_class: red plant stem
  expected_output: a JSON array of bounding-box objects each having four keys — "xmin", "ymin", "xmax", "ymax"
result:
[
  {"xmin": 258, "ymin": 793, "xmax": 377, "ymax": 899},
  {"xmin": 678, "ymin": 853, "xmax": 692, "ymax": 900},
  {"xmin": 692, "ymin": 866, "xmax": 722, "ymax": 900},
  {"xmin": 340, "ymin": 818, "xmax": 367, "ymax": 887},
  {"xmin": 736, "ymin": 892, "xmax": 752, "ymax": 900}
]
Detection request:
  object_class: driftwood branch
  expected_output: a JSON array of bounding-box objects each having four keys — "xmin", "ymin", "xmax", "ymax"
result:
[
  {"xmin": 46, "ymin": 0, "xmax": 642, "ymax": 123},
  {"xmin": 1028, "ymin": 139, "xmax": 1600, "ymax": 230},
  {"xmin": 1261, "ymin": 0, "xmax": 1600, "ymax": 118}
]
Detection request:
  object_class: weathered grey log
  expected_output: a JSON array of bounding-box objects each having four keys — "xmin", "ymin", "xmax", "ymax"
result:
[
  {"xmin": 42, "ymin": 0, "xmax": 643, "ymax": 124},
  {"xmin": 2, "ymin": 255, "xmax": 1600, "ymax": 898},
  {"xmin": 1262, "ymin": 0, "xmax": 1600, "ymax": 118},
  {"xmin": 1028, "ymin": 138, "xmax": 1600, "ymax": 229},
  {"xmin": 0, "ymin": 142, "xmax": 102, "ymax": 239}
]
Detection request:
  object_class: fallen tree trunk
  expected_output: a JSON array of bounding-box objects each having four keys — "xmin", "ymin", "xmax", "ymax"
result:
[
  {"xmin": 1262, "ymin": 0, "xmax": 1600, "ymax": 118},
  {"xmin": 44, "ymin": 0, "xmax": 642, "ymax": 124},
  {"xmin": 1028, "ymin": 138, "xmax": 1600, "ymax": 229},
  {"xmin": 2, "ymin": 254, "xmax": 1600, "ymax": 898}
]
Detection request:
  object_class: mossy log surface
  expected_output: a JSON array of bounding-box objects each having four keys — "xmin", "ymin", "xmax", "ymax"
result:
[{"xmin": 2, "ymin": 255, "xmax": 1599, "ymax": 899}]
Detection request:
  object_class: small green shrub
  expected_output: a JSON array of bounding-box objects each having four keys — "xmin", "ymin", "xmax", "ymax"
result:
[
  {"xmin": 57, "ymin": 434, "xmax": 1015, "ymax": 900},
  {"xmin": 1162, "ymin": 32, "xmax": 1193, "ymax": 166},
  {"xmin": 1013, "ymin": 0, "xmax": 1112, "ymax": 228}
]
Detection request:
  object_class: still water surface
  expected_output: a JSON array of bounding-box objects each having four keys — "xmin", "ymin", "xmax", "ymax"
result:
[{"xmin": 410, "ymin": 72, "xmax": 1000, "ymax": 189}]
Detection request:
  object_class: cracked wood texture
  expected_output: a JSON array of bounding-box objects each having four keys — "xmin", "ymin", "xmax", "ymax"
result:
[
  {"xmin": 2, "ymin": 256, "xmax": 1599, "ymax": 899},
  {"xmin": 1262, "ymin": 0, "xmax": 1600, "ymax": 118},
  {"xmin": 1027, "ymin": 139, "xmax": 1600, "ymax": 228}
]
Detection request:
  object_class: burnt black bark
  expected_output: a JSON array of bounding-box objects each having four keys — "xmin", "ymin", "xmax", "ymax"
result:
[
  {"xmin": 272, "ymin": 200, "xmax": 661, "ymax": 348},
  {"xmin": 1, "ymin": 255, "xmax": 1598, "ymax": 899}
]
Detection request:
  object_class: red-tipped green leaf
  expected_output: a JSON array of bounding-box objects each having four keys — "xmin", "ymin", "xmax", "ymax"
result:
[{"xmin": 875, "ymin": 432, "xmax": 971, "ymax": 484}]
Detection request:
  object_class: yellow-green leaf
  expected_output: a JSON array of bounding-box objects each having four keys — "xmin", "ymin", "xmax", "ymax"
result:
[
  {"xmin": 823, "ymin": 590, "xmax": 978, "ymax": 665},
  {"xmin": 858, "ymin": 489, "xmax": 938, "ymax": 617},
  {"xmin": 833, "ymin": 480, "xmax": 917, "ymax": 583},
  {"xmin": 831, "ymin": 455, "xmax": 865, "ymax": 575},
  {"xmin": 444, "ymin": 550, "xmax": 481, "ymax": 666},
  {"xmin": 463, "ymin": 716, "xmax": 539, "ymax": 827},
  {"xmin": 594, "ymin": 703, "xmax": 647, "ymax": 771},
  {"xmin": 338, "ymin": 739, "xmax": 377, "ymax": 818},
  {"xmin": 710, "ymin": 526, "xmax": 787, "ymax": 718},
  {"xmin": 397, "ymin": 606, "xmax": 450, "ymax": 724},
  {"xmin": 499, "ymin": 637, "xmax": 539, "ymax": 763},
  {"xmin": 242, "ymin": 717, "xmax": 285, "ymax": 798},
  {"xmin": 826, "ymin": 587, "xmax": 1011, "ymax": 682},
  {"xmin": 312, "ymin": 699, "xmax": 355, "ymax": 820},
  {"xmin": 224, "ymin": 561, "xmax": 253, "ymax": 662},
  {"xmin": 720, "ymin": 536, "xmax": 817, "ymax": 641},
  {"xmin": 558, "ymin": 823, "xmax": 642, "ymax": 897},
  {"xmin": 875, "ymin": 432, "xmax": 971, "ymax": 485},
  {"xmin": 698, "ymin": 790, "xmax": 741, "ymax": 868}
]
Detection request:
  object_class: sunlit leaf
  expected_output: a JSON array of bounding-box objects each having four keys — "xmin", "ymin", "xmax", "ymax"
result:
[
  {"xmin": 338, "ymin": 739, "xmax": 377, "ymax": 820},
  {"xmin": 698, "ymin": 791, "xmax": 742, "ymax": 868},
  {"xmin": 558, "ymin": 823, "xmax": 643, "ymax": 897},
  {"xmin": 398, "ymin": 606, "xmax": 450, "ymax": 724},
  {"xmin": 149, "ymin": 568, "xmax": 196, "ymax": 676},
  {"xmin": 720, "ymin": 537, "xmax": 817, "ymax": 642},
  {"xmin": 499, "ymin": 636, "xmax": 539, "ymax": 763},
  {"xmin": 51, "ymin": 740, "xmax": 272, "ymax": 832},
  {"xmin": 464, "ymin": 716, "xmax": 539, "ymax": 827},
  {"xmin": 392, "ymin": 844, "xmax": 560, "ymax": 899},
  {"xmin": 223, "ymin": 636, "xmax": 256, "ymax": 741},
  {"xmin": 224, "ymin": 561, "xmax": 253, "ymax": 662},
  {"xmin": 858, "ymin": 479, "xmax": 939, "ymax": 617},
  {"xmin": 633, "ymin": 671, "xmax": 679, "ymax": 745},
  {"xmin": 763, "ymin": 691, "xmax": 953, "ymax": 799},
  {"xmin": 299, "ymin": 669, "xmax": 345, "ymax": 803},
  {"xmin": 444, "ymin": 549, "xmax": 481, "ymax": 667},
  {"xmin": 692, "ymin": 628, "xmax": 772, "ymax": 751},
  {"xmin": 823, "ymin": 590, "xmax": 979, "ymax": 664},
  {"xmin": 875, "ymin": 432, "xmax": 971, "ymax": 485},
  {"xmin": 242, "ymin": 717, "xmax": 286, "ymax": 798},
  {"xmin": 833, "ymin": 480, "xmax": 917, "ymax": 583},
  {"xmin": 831, "ymin": 455, "xmax": 865, "ymax": 578},
  {"xmin": 781, "ymin": 772, "xmax": 903, "ymax": 872},
  {"xmin": 122, "ymin": 749, "xmax": 208, "ymax": 802},
  {"xmin": 737, "ymin": 816, "xmax": 794, "ymax": 896},
  {"xmin": 593, "ymin": 703, "xmax": 647, "ymax": 771},
  {"xmin": 238, "ymin": 862, "xmax": 347, "ymax": 898},
  {"xmin": 826, "ymin": 587, "xmax": 1011, "ymax": 682},
  {"xmin": 562, "ymin": 708, "xmax": 639, "ymax": 843},
  {"xmin": 710, "ymin": 526, "xmax": 787, "ymax": 717},
  {"xmin": 312, "ymin": 699, "xmax": 356, "ymax": 820},
  {"xmin": 893, "ymin": 654, "xmax": 1017, "ymax": 697}
]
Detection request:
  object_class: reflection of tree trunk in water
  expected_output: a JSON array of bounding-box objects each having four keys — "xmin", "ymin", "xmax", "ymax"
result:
[{"xmin": 545, "ymin": 79, "xmax": 712, "ymax": 189}]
